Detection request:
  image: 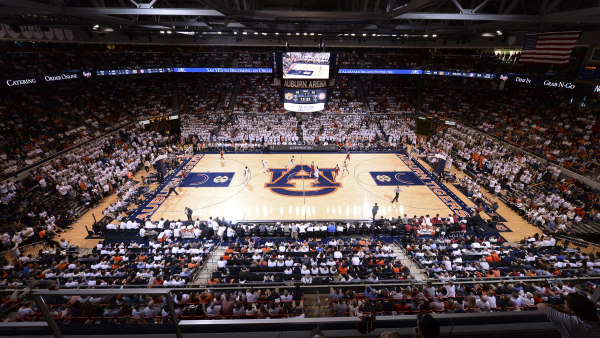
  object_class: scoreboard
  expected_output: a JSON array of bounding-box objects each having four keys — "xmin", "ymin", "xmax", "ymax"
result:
[
  {"xmin": 283, "ymin": 89, "xmax": 327, "ymax": 112},
  {"xmin": 273, "ymin": 51, "xmax": 339, "ymax": 113}
]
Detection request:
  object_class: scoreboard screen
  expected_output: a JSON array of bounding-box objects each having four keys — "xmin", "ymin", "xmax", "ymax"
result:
[
  {"xmin": 283, "ymin": 88, "xmax": 327, "ymax": 112},
  {"xmin": 282, "ymin": 52, "xmax": 330, "ymax": 79}
]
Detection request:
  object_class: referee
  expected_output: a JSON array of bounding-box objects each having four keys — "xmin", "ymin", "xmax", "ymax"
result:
[
  {"xmin": 167, "ymin": 181, "xmax": 179, "ymax": 196},
  {"xmin": 391, "ymin": 186, "xmax": 402, "ymax": 203}
]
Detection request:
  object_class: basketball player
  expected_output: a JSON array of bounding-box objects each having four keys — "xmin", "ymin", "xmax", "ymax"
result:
[
  {"xmin": 342, "ymin": 160, "xmax": 349, "ymax": 174},
  {"xmin": 285, "ymin": 155, "xmax": 295, "ymax": 168},
  {"xmin": 262, "ymin": 160, "xmax": 269, "ymax": 173},
  {"xmin": 310, "ymin": 161, "xmax": 315, "ymax": 176},
  {"xmin": 314, "ymin": 166, "xmax": 320, "ymax": 183},
  {"xmin": 220, "ymin": 149, "xmax": 225, "ymax": 160},
  {"xmin": 345, "ymin": 151, "xmax": 351, "ymax": 163},
  {"xmin": 334, "ymin": 164, "xmax": 340, "ymax": 179},
  {"xmin": 243, "ymin": 166, "xmax": 251, "ymax": 183}
]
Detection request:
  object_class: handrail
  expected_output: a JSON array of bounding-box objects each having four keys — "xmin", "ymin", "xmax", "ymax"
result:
[
  {"xmin": 316, "ymin": 289, "xmax": 321, "ymax": 315},
  {"xmin": 177, "ymin": 311, "xmax": 549, "ymax": 324},
  {"xmin": 0, "ymin": 311, "xmax": 559, "ymax": 338},
  {"xmin": 556, "ymin": 234, "xmax": 600, "ymax": 249},
  {"xmin": 6, "ymin": 275, "xmax": 597, "ymax": 293},
  {"xmin": 7, "ymin": 279, "xmax": 597, "ymax": 338},
  {"xmin": 1, "ymin": 240, "xmax": 43, "ymax": 257}
]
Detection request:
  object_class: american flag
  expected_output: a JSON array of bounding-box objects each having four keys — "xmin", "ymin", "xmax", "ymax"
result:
[{"xmin": 520, "ymin": 31, "xmax": 580, "ymax": 65}]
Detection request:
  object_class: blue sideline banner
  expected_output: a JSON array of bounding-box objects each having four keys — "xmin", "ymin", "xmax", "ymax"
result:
[
  {"xmin": 338, "ymin": 69, "xmax": 422, "ymax": 75},
  {"xmin": 174, "ymin": 67, "xmax": 272, "ymax": 73}
]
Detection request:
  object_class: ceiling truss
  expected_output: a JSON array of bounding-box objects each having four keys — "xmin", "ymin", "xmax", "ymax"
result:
[{"xmin": 0, "ymin": 0, "xmax": 598, "ymax": 40}]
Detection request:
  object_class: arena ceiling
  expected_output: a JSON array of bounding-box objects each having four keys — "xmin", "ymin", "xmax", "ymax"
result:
[{"xmin": 1, "ymin": 0, "xmax": 600, "ymax": 46}]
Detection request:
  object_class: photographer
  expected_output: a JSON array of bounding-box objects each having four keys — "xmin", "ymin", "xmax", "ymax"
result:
[
  {"xmin": 413, "ymin": 313, "xmax": 440, "ymax": 338},
  {"xmin": 537, "ymin": 292, "xmax": 600, "ymax": 338}
]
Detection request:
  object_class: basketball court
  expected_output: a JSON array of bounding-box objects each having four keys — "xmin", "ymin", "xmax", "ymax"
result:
[
  {"xmin": 139, "ymin": 152, "xmax": 480, "ymax": 224},
  {"xmin": 284, "ymin": 63, "xmax": 328, "ymax": 79}
]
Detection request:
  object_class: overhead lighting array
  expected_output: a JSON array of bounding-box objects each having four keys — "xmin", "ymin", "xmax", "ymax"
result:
[{"xmin": 113, "ymin": 26, "xmax": 446, "ymax": 39}]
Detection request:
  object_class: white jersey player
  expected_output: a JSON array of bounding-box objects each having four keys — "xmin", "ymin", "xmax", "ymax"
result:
[
  {"xmin": 314, "ymin": 166, "xmax": 320, "ymax": 182},
  {"xmin": 262, "ymin": 160, "xmax": 269, "ymax": 173},
  {"xmin": 342, "ymin": 160, "xmax": 349, "ymax": 174},
  {"xmin": 243, "ymin": 166, "xmax": 251, "ymax": 182},
  {"xmin": 285, "ymin": 155, "xmax": 295, "ymax": 168}
]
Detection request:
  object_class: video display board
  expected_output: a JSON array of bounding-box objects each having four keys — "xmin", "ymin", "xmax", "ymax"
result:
[{"xmin": 282, "ymin": 52, "xmax": 331, "ymax": 79}]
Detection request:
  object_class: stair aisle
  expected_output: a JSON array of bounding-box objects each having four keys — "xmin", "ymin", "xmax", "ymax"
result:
[
  {"xmin": 392, "ymin": 243, "xmax": 428, "ymax": 280},
  {"xmin": 193, "ymin": 244, "xmax": 226, "ymax": 284}
]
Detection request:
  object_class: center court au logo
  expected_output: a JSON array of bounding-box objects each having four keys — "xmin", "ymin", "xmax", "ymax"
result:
[{"xmin": 265, "ymin": 164, "xmax": 341, "ymax": 197}]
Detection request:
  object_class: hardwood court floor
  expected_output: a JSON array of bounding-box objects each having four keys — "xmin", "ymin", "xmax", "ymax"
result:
[
  {"xmin": 153, "ymin": 153, "xmax": 470, "ymax": 223},
  {"xmin": 47, "ymin": 153, "xmax": 542, "ymax": 251}
]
